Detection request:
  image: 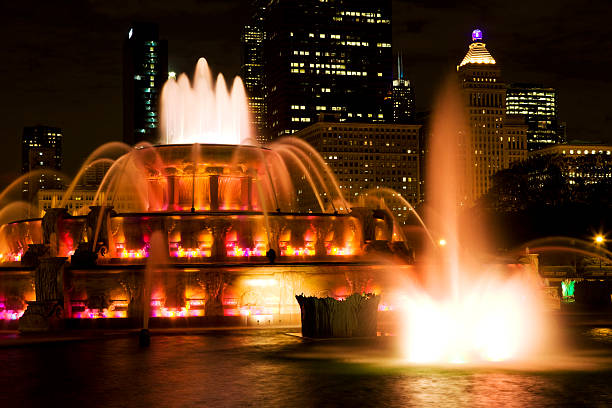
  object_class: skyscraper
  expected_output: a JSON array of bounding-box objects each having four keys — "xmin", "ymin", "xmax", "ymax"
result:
[
  {"xmin": 506, "ymin": 84, "xmax": 564, "ymax": 151},
  {"xmin": 261, "ymin": 0, "xmax": 393, "ymax": 141},
  {"xmin": 457, "ymin": 29, "xmax": 527, "ymax": 203},
  {"xmin": 390, "ymin": 55, "xmax": 415, "ymax": 123},
  {"xmin": 21, "ymin": 125, "xmax": 64, "ymax": 203},
  {"xmin": 123, "ymin": 23, "xmax": 168, "ymax": 146},
  {"xmin": 241, "ymin": 1, "xmax": 267, "ymax": 143},
  {"xmin": 296, "ymin": 120, "xmax": 421, "ymax": 221}
]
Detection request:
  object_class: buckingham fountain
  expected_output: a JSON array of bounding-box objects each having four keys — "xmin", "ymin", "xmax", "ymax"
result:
[
  {"xmin": 0, "ymin": 59, "xmax": 405, "ymax": 332},
  {"xmin": 0, "ymin": 59, "xmax": 551, "ymax": 364}
]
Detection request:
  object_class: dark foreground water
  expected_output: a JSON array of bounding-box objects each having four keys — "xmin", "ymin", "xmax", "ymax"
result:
[{"xmin": 1, "ymin": 327, "xmax": 612, "ymax": 407}]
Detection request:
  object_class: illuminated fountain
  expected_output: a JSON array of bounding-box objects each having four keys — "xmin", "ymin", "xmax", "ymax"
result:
[
  {"xmin": 399, "ymin": 82, "xmax": 545, "ymax": 364},
  {"xmin": 0, "ymin": 56, "xmax": 552, "ymax": 364},
  {"xmin": 0, "ymin": 58, "xmax": 402, "ymax": 330}
]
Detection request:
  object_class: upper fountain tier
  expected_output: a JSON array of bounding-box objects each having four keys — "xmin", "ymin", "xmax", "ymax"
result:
[{"xmin": 160, "ymin": 58, "xmax": 252, "ymax": 145}]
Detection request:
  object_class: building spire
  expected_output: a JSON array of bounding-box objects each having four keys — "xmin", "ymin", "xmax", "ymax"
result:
[{"xmin": 458, "ymin": 28, "xmax": 496, "ymax": 68}]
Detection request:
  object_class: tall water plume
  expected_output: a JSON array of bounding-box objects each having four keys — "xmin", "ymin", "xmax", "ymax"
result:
[
  {"xmin": 401, "ymin": 80, "xmax": 546, "ymax": 364},
  {"xmin": 160, "ymin": 58, "xmax": 252, "ymax": 145}
]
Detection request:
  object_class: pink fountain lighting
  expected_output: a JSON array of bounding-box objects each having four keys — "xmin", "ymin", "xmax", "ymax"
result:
[
  {"xmin": 71, "ymin": 301, "xmax": 128, "ymax": 319},
  {"xmin": 226, "ymin": 241, "xmax": 266, "ymax": 257},
  {"xmin": 0, "ymin": 305, "xmax": 24, "ymax": 320},
  {"xmin": 170, "ymin": 245, "xmax": 211, "ymax": 258},
  {"xmin": 160, "ymin": 58, "xmax": 252, "ymax": 145},
  {"xmin": 149, "ymin": 299, "xmax": 205, "ymax": 317},
  {"xmin": 0, "ymin": 251, "xmax": 23, "ymax": 263}
]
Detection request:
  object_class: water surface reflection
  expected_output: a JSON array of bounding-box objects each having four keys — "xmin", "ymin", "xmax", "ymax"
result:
[{"xmin": 0, "ymin": 329, "xmax": 611, "ymax": 407}]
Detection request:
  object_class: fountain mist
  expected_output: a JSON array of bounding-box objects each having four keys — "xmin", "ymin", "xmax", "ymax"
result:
[{"xmin": 401, "ymin": 80, "xmax": 546, "ymax": 364}]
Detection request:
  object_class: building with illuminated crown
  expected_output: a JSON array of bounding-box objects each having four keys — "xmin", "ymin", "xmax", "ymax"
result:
[
  {"xmin": 123, "ymin": 23, "xmax": 168, "ymax": 146},
  {"xmin": 506, "ymin": 83, "xmax": 564, "ymax": 151},
  {"xmin": 261, "ymin": 0, "xmax": 392, "ymax": 141},
  {"xmin": 457, "ymin": 29, "xmax": 527, "ymax": 204},
  {"xmin": 390, "ymin": 55, "xmax": 415, "ymax": 123},
  {"xmin": 296, "ymin": 119, "xmax": 421, "ymax": 223}
]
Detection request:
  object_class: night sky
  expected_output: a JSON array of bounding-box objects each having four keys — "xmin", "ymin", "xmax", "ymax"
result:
[{"xmin": 1, "ymin": 0, "xmax": 610, "ymax": 188}]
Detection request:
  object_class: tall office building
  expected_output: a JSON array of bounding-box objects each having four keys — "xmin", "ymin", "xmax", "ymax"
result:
[
  {"xmin": 261, "ymin": 0, "xmax": 393, "ymax": 140},
  {"xmin": 457, "ymin": 29, "xmax": 528, "ymax": 203},
  {"xmin": 241, "ymin": 1, "xmax": 267, "ymax": 143},
  {"xmin": 390, "ymin": 55, "xmax": 415, "ymax": 123},
  {"xmin": 21, "ymin": 125, "xmax": 64, "ymax": 203},
  {"xmin": 296, "ymin": 119, "xmax": 421, "ymax": 222},
  {"xmin": 506, "ymin": 84, "xmax": 563, "ymax": 151},
  {"xmin": 123, "ymin": 23, "xmax": 168, "ymax": 146}
]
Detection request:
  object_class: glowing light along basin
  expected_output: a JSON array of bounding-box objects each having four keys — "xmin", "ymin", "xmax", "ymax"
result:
[
  {"xmin": 402, "ymin": 277, "xmax": 539, "ymax": 363},
  {"xmin": 0, "ymin": 309, "xmax": 24, "ymax": 320}
]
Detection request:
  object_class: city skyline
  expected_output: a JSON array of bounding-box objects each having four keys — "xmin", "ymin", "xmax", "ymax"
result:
[{"xmin": 1, "ymin": 0, "xmax": 610, "ymax": 187}]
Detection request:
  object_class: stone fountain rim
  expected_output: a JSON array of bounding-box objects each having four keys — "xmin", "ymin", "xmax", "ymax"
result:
[{"xmin": 7, "ymin": 210, "xmax": 356, "ymax": 226}]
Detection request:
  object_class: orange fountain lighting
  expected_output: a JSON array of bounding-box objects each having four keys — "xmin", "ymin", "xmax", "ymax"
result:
[
  {"xmin": 226, "ymin": 241, "xmax": 266, "ymax": 257},
  {"xmin": 280, "ymin": 241, "xmax": 315, "ymax": 257},
  {"xmin": 0, "ymin": 250, "xmax": 23, "ymax": 263},
  {"xmin": 116, "ymin": 243, "xmax": 148, "ymax": 259}
]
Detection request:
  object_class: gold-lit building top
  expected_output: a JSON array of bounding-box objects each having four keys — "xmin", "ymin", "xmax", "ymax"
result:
[{"xmin": 458, "ymin": 42, "xmax": 496, "ymax": 69}]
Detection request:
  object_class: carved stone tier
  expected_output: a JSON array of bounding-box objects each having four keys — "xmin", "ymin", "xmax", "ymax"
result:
[{"xmin": 18, "ymin": 257, "xmax": 69, "ymax": 332}]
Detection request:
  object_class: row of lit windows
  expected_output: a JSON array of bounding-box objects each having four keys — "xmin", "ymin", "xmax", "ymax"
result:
[
  {"xmin": 291, "ymin": 62, "xmax": 347, "ymax": 70},
  {"xmin": 320, "ymin": 127, "xmax": 418, "ymax": 133},
  {"xmin": 292, "ymin": 50, "xmax": 346, "ymax": 58},
  {"xmin": 507, "ymin": 92, "xmax": 555, "ymax": 97},
  {"xmin": 339, "ymin": 11, "xmax": 383, "ymax": 18},
  {"xmin": 562, "ymin": 149, "xmax": 611, "ymax": 155},
  {"xmin": 332, "ymin": 16, "xmax": 390, "ymax": 24},
  {"xmin": 345, "ymin": 113, "xmax": 384, "ymax": 119},
  {"xmin": 290, "ymin": 68, "xmax": 368, "ymax": 76},
  {"xmin": 322, "ymin": 134, "xmax": 417, "ymax": 141}
]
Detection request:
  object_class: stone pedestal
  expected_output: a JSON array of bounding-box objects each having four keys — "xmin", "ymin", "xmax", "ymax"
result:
[
  {"xmin": 42, "ymin": 208, "xmax": 69, "ymax": 257},
  {"xmin": 119, "ymin": 271, "xmax": 145, "ymax": 322},
  {"xmin": 208, "ymin": 219, "xmax": 231, "ymax": 261},
  {"xmin": 19, "ymin": 257, "xmax": 69, "ymax": 332}
]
